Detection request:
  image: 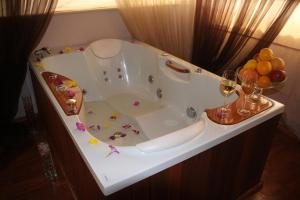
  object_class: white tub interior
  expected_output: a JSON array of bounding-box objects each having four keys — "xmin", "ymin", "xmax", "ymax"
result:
[{"xmin": 41, "ymin": 39, "xmax": 237, "ymax": 152}]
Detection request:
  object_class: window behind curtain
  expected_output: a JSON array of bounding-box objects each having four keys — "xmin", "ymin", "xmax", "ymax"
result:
[
  {"xmin": 274, "ymin": 3, "xmax": 300, "ymax": 49},
  {"xmin": 228, "ymin": 0, "xmax": 300, "ymax": 50},
  {"xmin": 56, "ymin": 0, "xmax": 116, "ymax": 12}
]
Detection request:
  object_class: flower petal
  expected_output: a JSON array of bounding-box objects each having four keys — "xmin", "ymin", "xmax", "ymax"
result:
[
  {"xmin": 76, "ymin": 122, "xmax": 86, "ymax": 132},
  {"xmin": 88, "ymin": 138, "xmax": 99, "ymax": 145}
]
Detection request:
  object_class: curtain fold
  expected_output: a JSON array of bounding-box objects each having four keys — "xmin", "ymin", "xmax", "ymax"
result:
[
  {"xmin": 192, "ymin": 0, "xmax": 299, "ymax": 73},
  {"xmin": 117, "ymin": 0, "xmax": 196, "ymax": 61},
  {"xmin": 0, "ymin": 0, "xmax": 57, "ymax": 128},
  {"xmin": 239, "ymin": 0, "xmax": 300, "ymax": 66}
]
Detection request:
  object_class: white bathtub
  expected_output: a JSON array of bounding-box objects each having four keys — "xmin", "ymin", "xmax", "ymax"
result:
[{"xmin": 31, "ymin": 39, "xmax": 284, "ymax": 195}]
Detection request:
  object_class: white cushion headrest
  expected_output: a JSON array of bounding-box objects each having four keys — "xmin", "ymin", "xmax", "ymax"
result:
[{"xmin": 90, "ymin": 39, "xmax": 122, "ymax": 58}]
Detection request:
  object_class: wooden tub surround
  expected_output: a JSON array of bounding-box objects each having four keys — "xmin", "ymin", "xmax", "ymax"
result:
[
  {"xmin": 206, "ymin": 90, "xmax": 273, "ymax": 125},
  {"xmin": 32, "ymin": 70, "xmax": 281, "ymax": 200},
  {"xmin": 42, "ymin": 72, "xmax": 83, "ymax": 116}
]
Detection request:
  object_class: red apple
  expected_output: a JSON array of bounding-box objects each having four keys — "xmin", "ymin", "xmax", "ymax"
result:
[{"xmin": 269, "ymin": 70, "xmax": 286, "ymax": 82}]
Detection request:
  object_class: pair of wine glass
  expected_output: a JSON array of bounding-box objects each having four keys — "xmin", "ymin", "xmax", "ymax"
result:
[{"xmin": 218, "ymin": 68, "xmax": 258, "ymax": 119}]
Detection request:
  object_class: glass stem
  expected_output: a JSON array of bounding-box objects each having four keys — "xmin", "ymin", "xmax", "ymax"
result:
[{"xmin": 242, "ymin": 95, "xmax": 247, "ymax": 110}]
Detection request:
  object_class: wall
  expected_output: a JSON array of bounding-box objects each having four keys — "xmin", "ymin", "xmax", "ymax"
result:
[
  {"xmin": 38, "ymin": 9, "xmax": 131, "ymax": 49},
  {"xmin": 267, "ymin": 43, "xmax": 300, "ymax": 138},
  {"xmin": 16, "ymin": 9, "xmax": 131, "ymax": 118}
]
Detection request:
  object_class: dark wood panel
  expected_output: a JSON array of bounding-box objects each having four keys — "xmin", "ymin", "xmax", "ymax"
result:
[
  {"xmin": 32, "ymin": 71, "xmax": 104, "ymax": 200},
  {"xmin": 31, "ymin": 69, "xmax": 281, "ymax": 200},
  {"xmin": 232, "ymin": 118, "xmax": 278, "ymax": 200}
]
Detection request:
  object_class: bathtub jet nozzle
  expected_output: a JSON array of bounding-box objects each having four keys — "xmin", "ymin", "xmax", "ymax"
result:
[
  {"xmin": 156, "ymin": 88, "xmax": 162, "ymax": 99},
  {"xmin": 186, "ymin": 107, "xmax": 197, "ymax": 119}
]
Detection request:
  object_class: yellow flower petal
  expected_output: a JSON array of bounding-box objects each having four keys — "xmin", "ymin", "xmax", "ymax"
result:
[
  {"xmin": 88, "ymin": 138, "xmax": 99, "ymax": 145},
  {"xmin": 64, "ymin": 47, "xmax": 73, "ymax": 54},
  {"xmin": 65, "ymin": 80, "xmax": 77, "ymax": 87},
  {"xmin": 103, "ymin": 121, "xmax": 110, "ymax": 128},
  {"xmin": 111, "ymin": 112, "xmax": 118, "ymax": 117},
  {"xmin": 35, "ymin": 62, "xmax": 44, "ymax": 68}
]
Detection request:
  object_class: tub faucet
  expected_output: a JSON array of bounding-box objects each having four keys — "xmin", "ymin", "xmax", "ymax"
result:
[{"xmin": 33, "ymin": 47, "xmax": 52, "ymax": 61}]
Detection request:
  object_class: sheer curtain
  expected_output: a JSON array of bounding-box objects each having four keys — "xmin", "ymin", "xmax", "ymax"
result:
[
  {"xmin": 117, "ymin": 0, "xmax": 195, "ymax": 60},
  {"xmin": 0, "ymin": 0, "xmax": 57, "ymax": 137},
  {"xmin": 191, "ymin": 0, "xmax": 299, "ymax": 73}
]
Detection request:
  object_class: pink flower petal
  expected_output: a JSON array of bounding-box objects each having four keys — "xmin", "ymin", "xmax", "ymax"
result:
[
  {"xmin": 67, "ymin": 90, "xmax": 76, "ymax": 98},
  {"xmin": 37, "ymin": 142, "xmax": 50, "ymax": 156},
  {"xmin": 122, "ymin": 124, "xmax": 131, "ymax": 129},
  {"xmin": 109, "ymin": 145, "xmax": 119, "ymax": 154},
  {"xmin": 133, "ymin": 100, "xmax": 140, "ymax": 106},
  {"xmin": 76, "ymin": 122, "xmax": 86, "ymax": 132},
  {"xmin": 132, "ymin": 129, "xmax": 140, "ymax": 134},
  {"xmin": 106, "ymin": 145, "xmax": 120, "ymax": 158},
  {"xmin": 54, "ymin": 78, "xmax": 63, "ymax": 86}
]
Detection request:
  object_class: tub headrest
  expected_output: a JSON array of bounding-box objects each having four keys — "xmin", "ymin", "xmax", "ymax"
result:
[{"xmin": 90, "ymin": 39, "xmax": 122, "ymax": 58}]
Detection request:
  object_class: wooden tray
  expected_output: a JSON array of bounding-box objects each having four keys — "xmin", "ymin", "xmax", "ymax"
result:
[
  {"xmin": 42, "ymin": 72, "xmax": 83, "ymax": 116},
  {"xmin": 205, "ymin": 90, "xmax": 273, "ymax": 125}
]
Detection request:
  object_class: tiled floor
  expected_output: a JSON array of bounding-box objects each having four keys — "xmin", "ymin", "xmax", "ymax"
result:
[
  {"xmin": 0, "ymin": 135, "xmax": 74, "ymax": 200},
  {"xmin": 0, "ymin": 122, "xmax": 299, "ymax": 200},
  {"xmin": 245, "ymin": 123, "xmax": 300, "ymax": 200}
]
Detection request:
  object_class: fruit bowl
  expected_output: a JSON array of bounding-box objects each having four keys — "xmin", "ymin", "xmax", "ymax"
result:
[
  {"xmin": 237, "ymin": 67, "xmax": 286, "ymax": 90},
  {"xmin": 237, "ymin": 48, "xmax": 287, "ymax": 105},
  {"xmin": 264, "ymin": 76, "xmax": 287, "ymax": 89},
  {"xmin": 237, "ymin": 66, "xmax": 286, "ymax": 105}
]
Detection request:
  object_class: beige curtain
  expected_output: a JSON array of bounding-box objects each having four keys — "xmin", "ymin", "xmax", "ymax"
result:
[
  {"xmin": 117, "ymin": 0, "xmax": 196, "ymax": 61},
  {"xmin": 191, "ymin": 0, "xmax": 299, "ymax": 73}
]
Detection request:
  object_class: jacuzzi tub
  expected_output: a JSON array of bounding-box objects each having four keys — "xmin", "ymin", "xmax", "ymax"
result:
[
  {"xmin": 37, "ymin": 39, "xmax": 229, "ymax": 152},
  {"xmin": 31, "ymin": 39, "xmax": 284, "ymax": 196}
]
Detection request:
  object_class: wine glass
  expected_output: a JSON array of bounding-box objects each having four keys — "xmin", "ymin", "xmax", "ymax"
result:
[
  {"xmin": 248, "ymin": 72, "xmax": 287, "ymax": 106},
  {"xmin": 248, "ymin": 83, "xmax": 270, "ymax": 105},
  {"xmin": 219, "ymin": 69, "xmax": 237, "ymax": 117},
  {"xmin": 237, "ymin": 71, "xmax": 255, "ymax": 116}
]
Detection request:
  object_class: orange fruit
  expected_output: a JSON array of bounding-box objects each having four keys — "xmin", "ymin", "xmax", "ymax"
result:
[
  {"xmin": 257, "ymin": 76, "xmax": 272, "ymax": 88},
  {"xmin": 239, "ymin": 68, "xmax": 247, "ymax": 77},
  {"xmin": 256, "ymin": 61, "xmax": 272, "ymax": 75},
  {"xmin": 270, "ymin": 57, "xmax": 285, "ymax": 70},
  {"xmin": 240, "ymin": 68, "xmax": 259, "ymax": 82},
  {"xmin": 259, "ymin": 48, "xmax": 273, "ymax": 61},
  {"xmin": 244, "ymin": 59, "xmax": 257, "ymax": 70}
]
